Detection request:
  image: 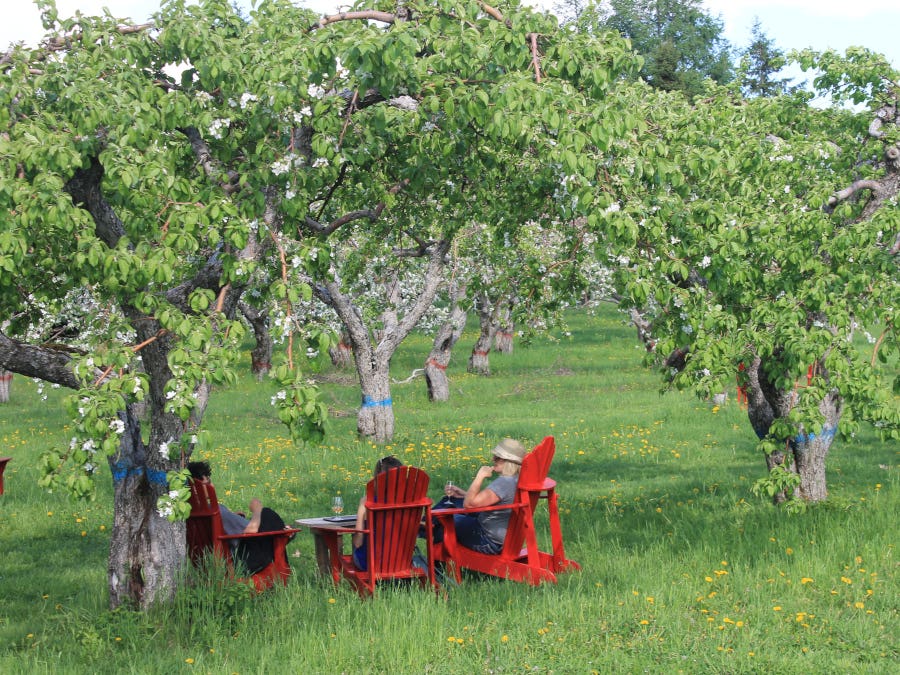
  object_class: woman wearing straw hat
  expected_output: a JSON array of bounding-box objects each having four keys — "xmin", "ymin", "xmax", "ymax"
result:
[{"xmin": 434, "ymin": 438, "xmax": 527, "ymax": 554}]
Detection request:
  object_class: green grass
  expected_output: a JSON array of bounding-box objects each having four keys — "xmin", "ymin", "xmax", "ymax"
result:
[{"xmin": 0, "ymin": 307, "xmax": 896, "ymax": 674}]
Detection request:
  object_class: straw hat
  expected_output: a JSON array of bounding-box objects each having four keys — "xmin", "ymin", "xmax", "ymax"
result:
[{"xmin": 491, "ymin": 438, "xmax": 527, "ymax": 464}]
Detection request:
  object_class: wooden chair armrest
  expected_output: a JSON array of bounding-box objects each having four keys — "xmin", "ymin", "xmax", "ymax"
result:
[
  {"xmin": 432, "ymin": 502, "xmax": 522, "ymax": 519},
  {"xmin": 217, "ymin": 527, "xmax": 302, "ymax": 542}
]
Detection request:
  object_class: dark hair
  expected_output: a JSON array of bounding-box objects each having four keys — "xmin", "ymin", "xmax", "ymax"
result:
[
  {"xmin": 187, "ymin": 461, "xmax": 211, "ymax": 480},
  {"xmin": 374, "ymin": 455, "xmax": 403, "ymax": 475}
]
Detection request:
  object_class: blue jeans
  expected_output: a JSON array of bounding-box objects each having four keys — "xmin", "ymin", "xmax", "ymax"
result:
[
  {"xmin": 451, "ymin": 514, "xmax": 502, "ymax": 554},
  {"xmin": 432, "ymin": 498, "xmax": 502, "ymax": 554}
]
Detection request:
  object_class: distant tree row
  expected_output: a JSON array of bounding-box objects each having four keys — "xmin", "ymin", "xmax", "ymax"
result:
[{"xmin": 552, "ymin": 0, "xmax": 793, "ymax": 98}]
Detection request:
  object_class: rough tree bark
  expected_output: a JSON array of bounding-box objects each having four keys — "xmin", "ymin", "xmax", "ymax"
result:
[
  {"xmin": 744, "ymin": 356, "xmax": 840, "ymax": 503},
  {"xmin": 328, "ymin": 330, "xmax": 353, "ymax": 368},
  {"xmin": 493, "ymin": 299, "xmax": 515, "ymax": 354},
  {"xmin": 468, "ymin": 291, "xmax": 499, "ymax": 375},
  {"xmin": 424, "ymin": 280, "xmax": 467, "ymax": 402},
  {"xmin": 0, "ymin": 368, "xmax": 11, "ymax": 403},
  {"xmin": 239, "ymin": 301, "xmax": 272, "ymax": 381}
]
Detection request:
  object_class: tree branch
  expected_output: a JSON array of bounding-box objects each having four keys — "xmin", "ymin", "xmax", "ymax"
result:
[
  {"xmin": 528, "ymin": 33, "xmax": 543, "ymax": 84},
  {"xmin": 0, "ymin": 333, "xmax": 80, "ymax": 389},
  {"xmin": 825, "ymin": 179, "xmax": 882, "ymax": 211},
  {"xmin": 310, "ymin": 11, "xmax": 396, "ymax": 31}
]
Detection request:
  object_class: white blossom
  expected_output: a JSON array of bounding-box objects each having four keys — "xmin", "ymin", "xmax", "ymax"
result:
[
  {"xmin": 681, "ymin": 324, "xmax": 693, "ymax": 334},
  {"xmin": 159, "ymin": 441, "xmax": 171, "ymax": 459},
  {"xmin": 699, "ymin": 255, "xmax": 711, "ymax": 268},
  {"xmin": 208, "ymin": 118, "xmax": 230, "ymax": 139},
  {"xmin": 308, "ymin": 83, "xmax": 325, "ymax": 99},
  {"xmin": 312, "ymin": 157, "xmax": 329, "ymax": 168},
  {"xmin": 165, "ymin": 390, "xmax": 176, "ymax": 400},
  {"xmin": 109, "ymin": 419, "xmax": 126, "ymax": 435},
  {"xmin": 239, "ymin": 92, "xmax": 258, "ymax": 109},
  {"xmin": 157, "ymin": 504, "xmax": 174, "ymax": 519}
]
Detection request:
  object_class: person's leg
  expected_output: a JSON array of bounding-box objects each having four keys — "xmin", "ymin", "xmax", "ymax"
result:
[
  {"xmin": 452, "ymin": 514, "xmax": 502, "ymax": 554},
  {"xmin": 219, "ymin": 505, "xmax": 250, "ymax": 535}
]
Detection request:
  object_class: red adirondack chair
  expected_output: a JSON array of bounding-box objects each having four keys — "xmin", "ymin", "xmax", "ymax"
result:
[
  {"xmin": 433, "ymin": 436, "xmax": 580, "ymax": 585},
  {"xmin": 0, "ymin": 456, "xmax": 10, "ymax": 495},
  {"xmin": 186, "ymin": 479, "xmax": 300, "ymax": 592},
  {"xmin": 337, "ymin": 466, "xmax": 437, "ymax": 597}
]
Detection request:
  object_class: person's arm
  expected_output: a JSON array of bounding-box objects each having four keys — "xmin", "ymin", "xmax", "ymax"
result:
[
  {"xmin": 463, "ymin": 466, "xmax": 501, "ymax": 508},
  {"xmin": 242, "ymin": 498, "xmax": 263, "ymax": 533},
  {"xmin": 352, "ymin": 497, "xmax": 366, "ymax": 549}
]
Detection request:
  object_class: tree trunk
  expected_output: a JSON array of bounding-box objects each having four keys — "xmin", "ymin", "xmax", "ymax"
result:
[
  {"xmin": 315, "ymin": 240, "xmax": 450, "ymax": 443},
  {"xmin": 745, "ymin": 356, "xmax": 841, "ymax": 504},
  {"xmin": 0, "ymin": 369, "xmax": 10, "ymax": 403},
  {"xmin": 493, "ymin": 300, "xmax": 514, "ymax": 354},
  {"xmin": 328, "ymin": 331, "xmax": 353, "ymax": 369},
  {"xmin": 425, "ymin": 281, "xmax": 467, "ymax": 402},
  {"xmin": 792, "ymin": 392, "xmax": 840, "ymax": 502},
  {"xmin": 106, "ymin": 404, "xmax": 186, "ymax": 609},
  {"xmin": 240, "ymin": 302, "xmax": 272, "ymax": 381},
  {"xmin": 468, "ymin": 292, "xmax": 496, "ymax": 375},
  {"xmin": 357, "ymin": 367, "xmax": 395, "ymax": 441},
  {"xmin": 493, "ymin": 329, "xmax": 513, "ymax": 354}
]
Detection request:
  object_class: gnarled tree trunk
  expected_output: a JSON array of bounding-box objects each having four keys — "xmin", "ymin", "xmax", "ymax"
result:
[
  {"xmin": 106, "ymin": 405, "xmax": 185, "ymax": 609},
  {"xmin": 425, "ymin": 280, "xmax": 467, "ymax": 402},
  {"xmin": 468, "ymin": 291, "xmax": 497, "ymax": 375},
  {"xmin": 329, "ymin": 330, "xmax": 353, "ymax": 369},
  {"xmin": 316, "ymin": 240, "xmax": 450, "ymax": 443},
  {"xmin": 745, "ymin": 356, "xmax": 841, "ymax": 503},
  {"xmin": 240, "ymin": 302, "xmax": 272, "ymax": 381},
  {"xmin": 493, "ymin": 299, "xmax": 515, "ymax": 354}
]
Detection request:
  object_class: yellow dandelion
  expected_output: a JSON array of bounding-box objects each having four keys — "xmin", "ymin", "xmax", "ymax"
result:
[
  {"xmin": 773, "ymin": 606, "xmax": 782, "ymax": 611},
  {"xmin": 328, "ymin": 598, "xmax": 336, "ymax": 604},
  {"xmin": 501, "ymin": 635, "xmax": 509, "ymax": 643},
  {"xmin": 786, "ymin": 547, "xmax": 793, "ymax": 555},
  {"xmin": 639, "ymin": 620, "xmax": 649, "ymax": 625},
  {"xmin": 705, "ymin": 576, "xmax": 713, "ymax": 582},
  {"xmin": 854, "ymin": 602, "xmax": 865, "ymax": 609},
  {"xmin": 801, "ymin": 577, "xmax": 814, "ymax": 584},
  {"xmin": 185, "ymin": 658, "xmax": 194, "ymax": 664}
]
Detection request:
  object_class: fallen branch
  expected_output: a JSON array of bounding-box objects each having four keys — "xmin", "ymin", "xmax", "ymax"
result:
[{"xmin": 392, "ymin": 368, "xmax": 424, "ymax": 384}]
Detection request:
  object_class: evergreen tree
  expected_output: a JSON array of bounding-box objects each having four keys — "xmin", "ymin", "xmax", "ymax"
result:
[
  {"xmin": 556, "ymin": 0, "xmax": 733, "ymax": 97},
  {"xmin": 740, "ymin": 19, "xmax": 794, "ymax": 97}
]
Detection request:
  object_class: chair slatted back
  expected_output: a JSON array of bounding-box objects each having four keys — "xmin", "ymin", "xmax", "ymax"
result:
[
  {"xmin": 499, "ymin": 436, "xmax": 555, "ymax": 558},
  {"xmin": 364, "ymin": 466, "xmax": 431, "ymax": 579},
  {"xmin": 186, "ymin": 480, "xmax": 228, "ymax": 564}
]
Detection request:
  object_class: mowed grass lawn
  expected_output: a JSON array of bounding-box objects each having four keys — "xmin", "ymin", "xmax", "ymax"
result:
[{"xmin": 0, "ymin": 307, "xmax": 896, "ymax": 674}]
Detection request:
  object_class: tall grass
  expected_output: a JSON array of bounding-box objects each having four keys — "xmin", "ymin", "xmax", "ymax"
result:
[{"xmin": 0, "ymin": 307, "xmax": 896, "ymax": 674}]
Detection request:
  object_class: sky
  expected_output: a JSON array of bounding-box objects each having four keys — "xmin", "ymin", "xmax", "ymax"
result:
[{"xmin": 3, "ymin": 0, "xmax": 899, "ymax": 72}]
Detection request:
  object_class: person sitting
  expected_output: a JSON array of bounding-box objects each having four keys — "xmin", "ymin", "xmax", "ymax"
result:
[
  {"xmin": 187, "ymin": 460, "xmax": 288, "ymax": 574},
  {"xmin": 352, "ymin": 455, "xmax": 404, "ymax": 571},
  {"xmin": 187, "ymin": 461, "xmax": 265, "ymax": 535},
  {"xmin": 433, "ymin": 438, "xmax": 526, "ymax": 554}
]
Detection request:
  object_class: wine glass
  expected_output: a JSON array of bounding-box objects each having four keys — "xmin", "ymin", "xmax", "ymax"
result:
[
  {"xmin": 331, "ymin": 494, "xmax": 344, "ymax": 515},
  {"xmin": 444, "ymin": 480, "xmax": 454, "ymax": 495}
]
